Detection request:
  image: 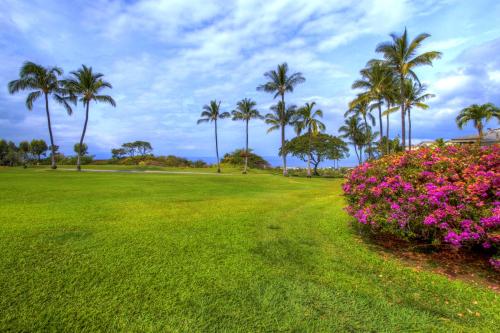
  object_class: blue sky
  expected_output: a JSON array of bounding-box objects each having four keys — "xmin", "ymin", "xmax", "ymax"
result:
[{"xmin": 0, "ymin": 0, "xmax": 499, "ymax": 166}]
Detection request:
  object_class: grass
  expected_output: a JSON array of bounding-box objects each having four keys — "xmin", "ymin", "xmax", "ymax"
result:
[{"xmin": 0, "ymin": 167, "xmax": 498, "ymax": 332}]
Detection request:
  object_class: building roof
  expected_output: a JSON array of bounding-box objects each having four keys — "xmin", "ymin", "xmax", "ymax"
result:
[{"xmin": 450, "ymin": 128, "xmax": 500, "ymax": 143}]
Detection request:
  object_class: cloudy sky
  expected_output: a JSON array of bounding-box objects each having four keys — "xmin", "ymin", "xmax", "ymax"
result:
[{"xmin": 0, "ymin": 0, "xmax": 499, "ymax": 165}]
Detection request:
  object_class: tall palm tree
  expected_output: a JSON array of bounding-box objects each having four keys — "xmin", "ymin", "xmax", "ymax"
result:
[
  {"xmin": 401, "ymin": 80, "xmax": 435, "ymax": 150},
  {"xmin": 376, "ymin": 28, "xmax": 441, "ymax": 149},
  {"xmin": 352, "ymin": 61, "xmax": 394, "ymax": 147},
  {"xmin": 456, "ymin": 103, "xmax": 500, "ymax": 144},
  {"xmin": 293, "ymin": 102, "xmax": 325, "ymax": 177},
  {"xmin": 257, "ymin": 63, "xmax": 305, "ymax": 175},
  {"xmin": 339, "ymin": 116, "xmax": 366, "ymax": 165},
  {"xmin": 8, "ymin": 61, "xmax": 73, "ymax": 169},
  {"xmin": 231, "ymin": 98, "xmax": 262, "ymax": 174},
  {"xmin": 197, "ymin": 100, "xmax": 230, "ymax": 173},
  {"xmin": 65, "ymin": 65, "xmax": 116, "ymax": 171},
  {"xmin": 265, "ymin": 101, "xmax": 297, "ymax": 175}
]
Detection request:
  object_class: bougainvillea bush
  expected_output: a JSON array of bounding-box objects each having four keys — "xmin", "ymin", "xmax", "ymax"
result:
[{"xmin": 343, "ymin": 145, "xmax": 500, "ymax": 269}]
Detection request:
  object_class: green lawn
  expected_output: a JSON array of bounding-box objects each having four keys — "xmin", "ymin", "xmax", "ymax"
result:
[{"xmin": 0, "ymin": 168, "xmax": 498, "ymax": 332}]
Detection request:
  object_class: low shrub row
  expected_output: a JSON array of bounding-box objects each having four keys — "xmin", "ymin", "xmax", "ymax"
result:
[{"xmin": 343, "ymin": 145, "xmax": 499, "ymax": 269}]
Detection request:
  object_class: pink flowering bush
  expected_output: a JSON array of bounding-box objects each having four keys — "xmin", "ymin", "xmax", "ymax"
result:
[{"xmin": 343, "ymin": 145, "xmax": 500, "ymax": 269}]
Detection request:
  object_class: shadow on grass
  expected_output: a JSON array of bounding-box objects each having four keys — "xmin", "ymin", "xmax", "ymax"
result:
[{"xmin": 350, "ymin": 223, "xmax": 500, "ymax": 290}]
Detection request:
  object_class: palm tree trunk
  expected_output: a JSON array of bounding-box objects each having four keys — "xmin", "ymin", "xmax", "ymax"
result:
[
  {"xmin": 407, "ymin": 107, "xmax": 412, "ymax": 151},
  {"xmin": 378, "ymin": 99, "xmax": 383, "ymax": 145},
  {"xmin": 386, "ymin": 101, "xmax": 390, "ymax": 154},
  {"xmin": 307, "ymin": 128, "xmax": 311, "ymax": 178},
  {"xmin": 353, "ymin": 144, "xmax": 360, "ymax": 165},
  {"xmin": 478, "ymin": 124, "xmax": 483, "ymax": 145},
  {"xmin": 215, "ymin": 118, "xmax": 220, "ymax": 173},
  {"xmin": 400, "ymin": 74, "xmax": 406, "ymax": 150},
  {"xmin": 281, "ymin": 93, "xmax": 287, "ymax": 176},
  {"xmin": 44, "ymin": 93, "xmax": 57, "ymax": 169},
  {"xmin": 244, "ymin": 119, "xmax": 248, "ymax": 174},
  {"xmin": 77, "ymin": 102, "xmax": 90, "ymax": 171}
]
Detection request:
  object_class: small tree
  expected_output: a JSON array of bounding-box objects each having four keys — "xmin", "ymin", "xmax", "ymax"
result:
[
  {"xmin": 74, "ymin": 143, "xmax": 88, "ymax": 156},
  {"xmin": 282, "ymin": 133, "xmax": 348, "ymax": 175},
  {"xmin": 111, "ymin": 148, "xmax": 127, "ymax": 159},
  {"xmin": 30, "ymin": 139, "xmax": 48, "ymax": 162},
  {"xmin": 132, "ymin": 141, "xmax": 153, "ymax": 156},
  {"xmin": 19, "ymin": 141, "xmax": 30, "ymax": 165}
]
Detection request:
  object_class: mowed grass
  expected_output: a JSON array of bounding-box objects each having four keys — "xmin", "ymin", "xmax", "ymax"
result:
[{"xmin": 0, "ymin": 168, "xmax": 498, "ymax": 332}]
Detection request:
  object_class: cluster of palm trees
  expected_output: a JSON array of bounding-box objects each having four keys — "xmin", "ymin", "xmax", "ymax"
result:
[
  {"xmin": 339, "ymin": 29, "xmax": 441, "ymax": 163},
  {"xmin": 198, "ymin": 63, "xmax": 329, "ymax": 177},
  {"xmin": 8, "ymin": 62, "xmax": 115, "ymax": 170}
]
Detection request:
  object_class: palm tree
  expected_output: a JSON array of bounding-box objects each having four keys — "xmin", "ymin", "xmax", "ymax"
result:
[
  {"xmin": 401, "ymin": 80, "xmax": 435, "ymax": 150},
  {"xmin": 376, "ymin": 28, "xmax": 441, "ymax": 149},
  {"xmin": 197, "ymin": 100, "xmax": 230, "ymax": 173},
  {"xmin": 339, "ymin": 116, "xmax": 366, "ymax": 165},
  {"xmin": 456, "ymin": 103, "xmax": 500, "ymax": 144},
  {"xmin": 257, "ymin": 63, "xmax": 305, "ymax": 175},
  {"xmin": 293, "ymin": 102, "xmax": 325, "ymax": 177},
  {"xmin": 231, "ymin": 98, "xmax": 262, "ymax": 174},
  {"xmin": 8, "ymin": 61, "xmax": 73, "ymax": 169},
  {"xmin": 65, "ymin": 65, "xmax": 116, "ymax": 171},
  {"xmin": 265, "ymin": 101, "xmax": 297, "ymax": 175},
  {"xmin": 352, "ymin": 61, "xmax": 394, "ymax": 147},
  {"xmin": 345, "ymin": 98, "xmax": 375, "ymax": 159}
]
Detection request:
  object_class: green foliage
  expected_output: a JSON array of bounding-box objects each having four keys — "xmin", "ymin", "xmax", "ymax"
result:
[
  {"xmin": 456, "ymin": 103, "xmax": 500, "ymax": 140},
  {"xmin": 74, "ymin": 143, "xmax": 88, "ymax": 156},
  {"xmin": 221, "ymin": 149, "xmax": 270, "ymax": 169},
  {"xmin": 282, "ymin": 134, "xmax": 348, "ymax": 175},
  {"xmin": 29, "ymin": 139, "xmax": 48, "ymax": 161},
  {"xmin": 111, "ymin": 155, "xmax": 207, "ymax": 168}
]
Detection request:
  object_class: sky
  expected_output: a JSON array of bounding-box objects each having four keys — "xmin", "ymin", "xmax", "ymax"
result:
[{"xmin": 0, "ymin": 0, "xmax": 499, "ymax": 166}]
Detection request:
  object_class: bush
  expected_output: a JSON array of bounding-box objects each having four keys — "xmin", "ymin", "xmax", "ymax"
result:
[
  {"xmin": 221, "ymin": 149, "xmax": 270, "ymax": 169},
  {"xmin": 111, "ymin": 155, "xmax": 207, "ymax": 168},
  {"xmin": 343, "ymin": 145, "xmax": 500, "ymax": 269}
]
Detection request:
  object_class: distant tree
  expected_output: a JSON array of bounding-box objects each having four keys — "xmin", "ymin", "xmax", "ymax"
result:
[
  {"xmin": 132, "ymin": 141, "xmax": 153, "ymax": 156},
  {"xmin": 65, "ymin": 65, "xmax": 116, "ymax": 171},
  {"xmin": 292, "ymin": 102, "xmax": 326, "ymax": 177},
  {"xmin": 376, "ymin": 29, "xmax": 442, "ymax": 149},
  {"xmin": 74, "ymin": 143, "xmax": 88, "ymax": 156},
  {"xmin": 30, "ymin": 139, "xmax": 48, "ymax": 162},
  {"xmin": 221, "ymin": 149, "xmax": 271, "ymax": 169},
  {"xmin": 8, "ymin": 61, "xmax": 73, "ymax": 169},
  {"xmin": 18, "ymin": 141, "xmax": 30, "ymax": 164},
  {"xmin": 257, "ymin": 63, "xmax": 305, "ymax": 176},
  {"xmin": 231, "ymin": 98, "xmax": 262, "ymax": 173},
  {"xmin": 282, "ymin": 133, "xmax": 348, "ymax": 175},
  {"xmin": 197, "ymin": 100, "xmax": 230, "ymax": 173},
  {"xmin": 111, "ymin": 148, "xmax": 127, "ymax": 159},
  {"xmin": 456, "ymin": 103, "xmax": 500, "ymax": 144},
  {"xmin": 121, "ymin": 143, "xmax": 136, "ymax": 157},
  {"xmin": 264, "ymin": 101, "xmax": 297, "ymax": 176},
  {"xmin": 0, "ymin": 139, "xmax": 8, "ymax": 162}
]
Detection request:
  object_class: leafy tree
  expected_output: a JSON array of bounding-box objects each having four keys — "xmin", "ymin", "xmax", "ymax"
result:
[
  {"xmin": 8, "ymin": 61, "xmax": 73, "ymax": 169},
  {"xmin": 132, "ymin": 141, "xmax": 153, "ymax": 156},
  {"xmin": 121, "ymin": 143, "xmax": 136, "ymax": 157},
  {"xmin": 221, "ymin": 149, "xmax": 270, "ymax": 169},
  {"xmin": 257, "ymin": 63, "xmax": 305, "ymax": 176},
  {"xmin": 345, "ymin": 99, "xmax": 375, "ymax": 158},
  {"xmin": 111, "ymin": 148, "xmax": 127, "ymax": 159},
  {"xmin": 292, "ymin": 102, "xmax": 326, "ymax": 177},
  {"xmin": 65, "ymin": 65, "xmax": 116, "ymax": 171},
  {"xmin": 456, "ymin": 103, "xmax": 500, "ymax": 144},
  {"xmin": 0, "ymin": 139, "xmax": 8, "ymax": 162},
  {"xmin": 197, "ymin": 100, "xmax": 230, "ymax": 173},
  {"xmin": 74, "ymin": 143, "xmax": 88, "ymax": 156},
  {"xmin": 282, "ymin": 133, "xmax": 348, "ymax": 175},
  {"xmin": 231, "ymin": 98, "xmax": 262, "ymax": 173},
  {"xmin": 29, "ymin": 139, "xmax": 48, "ymax": 162},
  {"xmin": 376, "ymin": 29, "xmax": 441, "ymax": 149},
  {"xmin": 19, "ymin": 141, "xmax": 30, "ymax": 164},
  {"xmin": 264, "ymin": 101, "xmax": 297, "ymax": 175}
]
